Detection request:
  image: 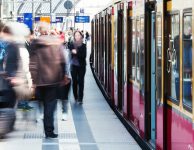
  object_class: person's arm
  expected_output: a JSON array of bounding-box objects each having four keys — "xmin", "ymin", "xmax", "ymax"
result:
[{"xmin": 29, "ymin": 41, "xmax": 38, "ymax": 86}]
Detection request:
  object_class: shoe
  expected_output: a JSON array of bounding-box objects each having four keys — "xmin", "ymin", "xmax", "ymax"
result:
[
  {"xmin": 45, "ymin": 133, "xmax": 58, "ymax": 138},
  {"xmin": 75, "ymin": 99, "xmax": 78, "ymax": 103},
  {"xmin": 62, "ymin": 113, "xmax": 68, "ymax": 121},
  {"xmin": 78, "ymin": 100, "xmax": 83, "ymax": 105},
  {"xmin": 78, "ymin": 102, "xmax": 83, "ymax": 104},
  {"xmin": 23, "ymin": 105, "xmax": 34, "ymax": 111},
  {"xmin": 18, "ymin": 104, "xmax": 33, "ymax": 111}
]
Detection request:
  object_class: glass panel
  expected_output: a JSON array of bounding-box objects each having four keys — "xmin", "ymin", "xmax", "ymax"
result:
[
  {"xmin": 140, "ymin": 18, "xmax": 145, "ymax": 96},
  {"xmin": 156, "ymin": 15, "xmax": 162, "ymax": 103},
  {"xmin": 182, "ymin": 14, "xmax": 192, "ymax": 110},
  {"xmin": 132, "ymin": 19, "xmax": 136, "ymax": 80},
  {"xmin": 169, "ymin": 14, "xmax": 180, "ymax": 101},
  {"xmin": 136, "ymin": 19, "xmax": 140, "ymax": 82}
]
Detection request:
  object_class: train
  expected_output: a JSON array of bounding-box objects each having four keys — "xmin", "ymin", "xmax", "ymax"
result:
[{"xmin": 90, "ymin": 0, "xmax": 194, "ymax": 149}]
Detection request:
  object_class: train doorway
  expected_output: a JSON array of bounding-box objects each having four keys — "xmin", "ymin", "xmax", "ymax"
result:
[
  {"xmin": 145, "ymin": 1, "xmax": 157, "ymax": 148},
  {"xmin": 150, "ymin": 11, "xmax": 156, "ymax": 147},
  {"xmin": 117, "ymin": 6, "xmax": 124, "ymax": 111}
]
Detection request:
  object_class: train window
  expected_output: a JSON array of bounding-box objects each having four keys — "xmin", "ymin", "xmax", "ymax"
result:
[
  {"xmin": 167, "ymin": 14, "xmax": 180, "ymax": 102},
  {"xmin": 156, "ymin": 15, "xmax": 162, "ymax": 103},
  {"xmin": 139, "ymin": 17, "xmax": 145, "ymax": 96},
  {"xmin": 182, "ymin": 13, "xmax": 192, "ymax": 111},
  {"xmin": 132, "ymin": 19, "xmax": 136, "ymax": 80},
  {"xmin": 136, "ymin": 19, "xmax": 140, "ymax": 82}
]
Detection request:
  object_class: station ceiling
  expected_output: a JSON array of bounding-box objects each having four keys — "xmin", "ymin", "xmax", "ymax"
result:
[{"xmin": 14, "ymin": 0, "xmax": 112, "ymax": 17}]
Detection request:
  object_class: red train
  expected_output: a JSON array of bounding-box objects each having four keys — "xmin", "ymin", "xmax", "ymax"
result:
[{"xmin": 90, "ymin": 0, "xmax": 194, "ymax": 149}]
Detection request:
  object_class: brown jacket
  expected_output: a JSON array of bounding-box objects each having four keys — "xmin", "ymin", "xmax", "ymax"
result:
[{"xmin": 30, "ymin": 35, "xmax": 65, "ymax": 87}]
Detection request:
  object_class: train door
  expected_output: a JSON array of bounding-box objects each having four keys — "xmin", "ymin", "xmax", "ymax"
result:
[
  {"xmin": 96, "ymin": 17, "xmax": 99, "ymax": 76},
  {"xmin": 102, "ymin": 14, "xmax": 106, "ymax": 87},
  {"xmin": 107, "ymin": 12, "xmax": 112, "ymax": 97},
  {"xmin": 117, "ymin": 3, "xmax": 124, "ymax": 111},
  {"xmin": 100, "ymin": 15, "xmax": 105, "ymax": 84},
  {"xmin": 145, "ymin": 0, "xmax": 157, "ymax": 147},
  {"xmin": 150, "ymin": 11, "xmax": 156, "ymax": 147},
  {"xmin": 104, "ymin": 13, "xmax": 108, "ymax": 91},
  {"xmin": 155, "ymin": 11, "xmax": 163, "ymax": 149}
]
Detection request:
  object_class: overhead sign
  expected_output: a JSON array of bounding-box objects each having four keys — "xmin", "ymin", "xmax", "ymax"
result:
[
  {"xmin": 35, "ymin": 17, "xmax": 40, "ymax": 22},
  {"xmin": 17, "ymin": 17, "xmax": 24, "ymax": 23},
  {"xmin": 24, "ymin": 13, "xmax": 33, "ymax": 30},
  {"xmin": 64, "ymin": 0, "xmax": 73, "ymax": 9},
  {"xmin": 40, "ymin": 16, "xmax": 50, "ymax": 24},
  {"xmin": 56, "ymin": 17, "xmax": 63, "ymax": 23},
  {"xmin": 75, "ymin": 16, "xmax": 90, "ymax": 23}
]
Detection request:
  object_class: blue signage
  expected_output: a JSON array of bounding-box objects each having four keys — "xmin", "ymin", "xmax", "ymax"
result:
[
  {"xmin": 35, "ymin": 17, "xmax": 40, "ymax": 22},
  {"xmin": 56, "ymin": 17, "xmax": 63, "ymax": 23},
  {"xmin": 24, "ymin": 13, "xmax": 33, "ymax": 30},
  {"xmin": 17, "ymin": 17, "xmax": 24, "ymax": 23},
  {"xmin": 75, "ymin": 16, "xmax": 90, "ymax": 23}
]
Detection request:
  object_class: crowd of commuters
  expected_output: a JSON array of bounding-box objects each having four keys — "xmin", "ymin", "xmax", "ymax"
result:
[{"xmin": 0, "ymin": 21, "xmax": 90, "ymax": 138}]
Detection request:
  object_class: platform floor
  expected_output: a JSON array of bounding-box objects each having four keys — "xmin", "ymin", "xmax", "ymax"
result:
[{"xmin": 0, "ymin": 41, "xmax": 141, "ymax": 150}]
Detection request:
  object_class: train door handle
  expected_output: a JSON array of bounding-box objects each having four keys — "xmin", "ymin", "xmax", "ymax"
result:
[{"xmin": 167, "ymin": 34, "xmax": 175, "ymax": 73}]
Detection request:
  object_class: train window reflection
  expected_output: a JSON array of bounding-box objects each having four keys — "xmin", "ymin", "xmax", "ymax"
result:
[
  {"xmin": 132, "ymin": 19, "xmax": 136, "ymax": 80},
  {"xmin": 168, "ymin": 14, "xmax": 180, "ymax": 102},
  {"xmin": 136, "ymin": 19, "xmax": 140, "ymax": 82},
  {"xmin": 140, "ymin": 17, "xmax": 145, "ymax": 96},
  {"xmin": 156, "ymin": 15, "xmax": 162, "ymax": 103},
  {"xmin": 182, "ymin": 14, "xmax": 192, "ymax": 111}
]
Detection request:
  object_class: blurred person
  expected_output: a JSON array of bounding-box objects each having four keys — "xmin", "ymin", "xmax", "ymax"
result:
[
  {"xmin": 30, "ymin": 23, "xmax": 67, "ymax": 138},
  {"xmin": 85, "ymin": 31, "xmax": 89, "ymax": 41},
  {"xmin": 68, "ymin": 30, "xmax": 87, "ymax": 104},
  {"xmin": 17, "ymin": 29, "xmax": 35, "ymax": 111},
  {"xmin": 0, "ymin": 22, "xmax": 34, "ymax": 137},
  {"xmin": 0, "ymin": 22, "xmax": 9, "ymax": 72},
  {"xmin": 0, "ymin": 22, "xmax": 33, "ymax": 108},
  {"xmin": 25, "ymin": 29, "xmax": 34, "ymax": 54},
  {"xmin": 67, "ymin": 28, "xmax": 74, "ymax": 47},
  {"xmin": 58, "ymin": 43, "xmax": 71, "ymax": 121}
]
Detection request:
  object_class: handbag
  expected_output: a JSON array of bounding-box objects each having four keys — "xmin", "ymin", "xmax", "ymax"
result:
[{"xmin": 12, "ymin": 77, "xmax": 33, "ymax": 100}]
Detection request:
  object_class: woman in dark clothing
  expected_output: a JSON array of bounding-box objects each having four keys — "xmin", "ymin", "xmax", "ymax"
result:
[{"xmin": 69, "ymin": 31, "xmax": 87, "ymax": 104}]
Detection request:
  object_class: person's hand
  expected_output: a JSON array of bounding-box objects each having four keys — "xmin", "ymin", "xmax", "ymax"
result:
[
  {"xmin": 72, "ymin": 49, "xmax": 77, "ymax": 54},
  {"xmin": 8, "ymin": 77, "xmax": 24, "ymax": 86},
  {"xmin": 61, "ymin": 75, "xmax": 71, "ymax": 86}
]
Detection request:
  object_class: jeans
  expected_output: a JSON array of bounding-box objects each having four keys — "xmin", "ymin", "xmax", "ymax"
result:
[
  {"xmin": 71, "ymin": 65, "xmax": 86, "ymax": 101},
  {"xmin": 36, "ymin": 86, "xmax": 57, "ymax": 134}
]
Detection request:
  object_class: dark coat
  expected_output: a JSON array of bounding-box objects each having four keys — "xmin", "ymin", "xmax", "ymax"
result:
[
  {"xmin": 5, "ymin": 42, "xmax": 20, "ymax": 77},
  {"xmin": 68, "ymin": 42, "xmax": 87, "ymax": 67},
  {"xmin": 30, "ymin": 36, "xmax": 65, "ymax": 87}
]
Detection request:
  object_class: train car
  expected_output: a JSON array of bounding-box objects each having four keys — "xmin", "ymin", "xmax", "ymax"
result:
[
  {"xmin": 163, "ymin": 0, "xmax": 194, "ymax": 149},
  {"xmin": 92, "ymin": 3, "xmax": 115, "ymax": 102},
  {"xmin": 91, "ymin": 0, "xmax": 194, "ymax": 149}
]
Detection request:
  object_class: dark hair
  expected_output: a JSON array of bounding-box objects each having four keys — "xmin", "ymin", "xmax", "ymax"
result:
[
  {"xmin": 74, "ymin": 30, "xmax": 84, "ymax": 38},
  {"xmin": 2, "ymin": 25, "xmax": 11, "ymax": 34}
]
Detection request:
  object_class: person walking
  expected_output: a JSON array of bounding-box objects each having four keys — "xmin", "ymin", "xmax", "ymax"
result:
[
  {"xmin": 68, "ymin": 30, "xmax": 87, "ymax": 104},
  {"xmin": 30, "ymin": 23, "xmax": 66, "ymax": 138}
]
